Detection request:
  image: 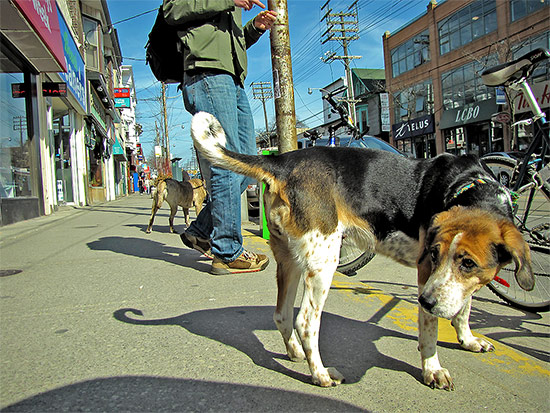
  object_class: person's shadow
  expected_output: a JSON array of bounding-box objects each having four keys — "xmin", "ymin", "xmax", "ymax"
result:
[
  {"xmin": 114, "ymin": 303, "xmax": 422, "ymax": 386},
  {"xmin": 87, "ymin": 236, "xmax": 210, "ymax": 271}
]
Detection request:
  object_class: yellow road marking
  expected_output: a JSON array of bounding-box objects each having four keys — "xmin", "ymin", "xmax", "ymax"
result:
[{"xmin": 332, "ymin": 274, "xmax": 550, "ymax": 378}]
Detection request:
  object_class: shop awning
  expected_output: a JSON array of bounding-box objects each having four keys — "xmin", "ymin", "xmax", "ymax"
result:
[{"xmin": 112, "ymin": 139, "xmax": 127, "ymax": 161}]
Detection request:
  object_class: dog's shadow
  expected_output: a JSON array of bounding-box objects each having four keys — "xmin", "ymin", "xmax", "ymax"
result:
[{"xmin": 113, "ymin": 305, "xmax": 421, "ymax": 385}]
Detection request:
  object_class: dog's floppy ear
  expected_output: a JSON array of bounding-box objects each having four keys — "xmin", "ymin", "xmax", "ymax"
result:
[{"xmin": 497, "ymin": 220, "xmax": 534, "ymax": 291}]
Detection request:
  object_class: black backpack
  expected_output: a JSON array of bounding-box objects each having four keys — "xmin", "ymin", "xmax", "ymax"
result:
[{"xmin": 145, "ymin": 6, "xmax": 184, "ymax": 84}]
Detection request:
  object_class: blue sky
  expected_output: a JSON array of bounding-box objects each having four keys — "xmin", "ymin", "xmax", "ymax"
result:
[{"xmin": 107, "ymin": 0, "xmax": 428, "ymax": 163}]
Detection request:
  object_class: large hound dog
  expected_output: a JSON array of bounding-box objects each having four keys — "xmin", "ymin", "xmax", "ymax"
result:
[
  {"xmin": 191, "ymin": 112, "xmax": 533, "ymax": 390},
  {"xmin": 146, "ymin": 178, "xmax": 207, "ymax": 234}
]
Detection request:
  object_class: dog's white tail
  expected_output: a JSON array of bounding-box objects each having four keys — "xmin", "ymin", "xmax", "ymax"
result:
[{"xmin": 191, "ymin": 112, "xmax": 278, "ymax": 187}]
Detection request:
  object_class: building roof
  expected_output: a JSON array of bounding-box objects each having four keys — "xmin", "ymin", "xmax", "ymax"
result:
[{"xmin": 351, "ymin": 68, "xmax": 385, "ymax": 80}]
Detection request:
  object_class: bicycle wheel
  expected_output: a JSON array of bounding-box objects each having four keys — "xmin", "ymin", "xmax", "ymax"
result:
[
  {"xmin": 482, "ymin": 156, "xmax": 550, "ymax": 312},
  {"xmin": 338, "ymin": 234, "xmax": 375, "ymax": 275}
]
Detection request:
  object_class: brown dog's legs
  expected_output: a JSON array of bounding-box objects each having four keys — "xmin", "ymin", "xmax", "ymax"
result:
[
  {"xmin": 146, "ymin": 203, "xmax": 159, "ymax": 233},
  {"xmin": 168, "ymin": 205, "xmax": 178, "ymax": 233},
  {"xmin": 183, "ymin": 208, "xmax": 190, "ymax": 227}
]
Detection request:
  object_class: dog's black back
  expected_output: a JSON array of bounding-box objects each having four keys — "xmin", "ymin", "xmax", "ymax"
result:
[{"xmin": 255, "ymin": 147, "xmax": 511, "ymax": 240}]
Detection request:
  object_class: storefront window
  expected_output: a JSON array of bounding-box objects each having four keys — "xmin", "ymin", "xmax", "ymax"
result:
[
  {"xmin": 0, "ymin": 73, "xmax": 32, "ymax": 198},
  {"xmin": 53, "ymin": 114, "xmax": 73, "ymax": 203}
]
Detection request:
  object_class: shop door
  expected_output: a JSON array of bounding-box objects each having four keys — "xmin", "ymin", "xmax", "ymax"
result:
[{"xmin": 53, "ymin": 114, "xmax": 73, "ymax": 203}]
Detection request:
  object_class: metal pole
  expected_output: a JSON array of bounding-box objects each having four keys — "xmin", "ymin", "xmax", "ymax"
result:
[
  {"xmin": 268, "ymin": 0, "xmax": 296, "ymax": 153},
  {"xmin": 162, "ymin": 83, "xmax": 170, "ymax": 174}
]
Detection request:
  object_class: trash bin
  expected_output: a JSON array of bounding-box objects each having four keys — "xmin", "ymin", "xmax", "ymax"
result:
[{"xmin": 260, "ymin": 149, "xmax": 278, "ymax": 239}]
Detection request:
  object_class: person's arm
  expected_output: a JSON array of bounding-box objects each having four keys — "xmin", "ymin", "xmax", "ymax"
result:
[
  {"xmin": 244, "ymin": 9, "xmax": 277, "ymax": 48},
  {"xmin": 162, "ymin": 0, "xmax": 234, "ymax": 25}
]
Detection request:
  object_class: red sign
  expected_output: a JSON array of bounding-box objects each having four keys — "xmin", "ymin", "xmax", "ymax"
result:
[
  {"xmin": 114, "ymin": 88, "xmax": 130, "ymax": 98},
  {"xmin": 12, "ymin": 0, "xmax": 67, "ymax": 72},
  {"xmin": 491, "ymin": 112, "xmax": 512, "ymax": 124},
  {"xmin": 12, "ymin": 82, "xmax": 68, "ymax": 98}
]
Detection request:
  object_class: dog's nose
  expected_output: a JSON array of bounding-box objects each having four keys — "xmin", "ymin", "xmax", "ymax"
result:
[{"xmin": 419, "ymin": 294, "xmax": 437, "ymax": 311}]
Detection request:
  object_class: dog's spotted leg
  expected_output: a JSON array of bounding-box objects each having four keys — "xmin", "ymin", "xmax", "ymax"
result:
[
  {"xmin": 273, "ymin": 259, "xmax": 306, "ymax": 362},
  {"xmin": 296, "ymin": 230, "xmax": 344, "ymax": 387},
  {"xmin": 451, "ymin": 297, "xmax": 494, "ymax": 353},
  {"xmin": 418, "ymin": 305, "xmax": 454, "ymax": 390}
]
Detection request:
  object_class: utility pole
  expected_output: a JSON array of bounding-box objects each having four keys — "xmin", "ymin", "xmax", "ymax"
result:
[
  {"xmin": 161, "ymin": 83, "xmax": 170, "ymax": 175},
  {"xmin": 321, "ymin": 0, "xmax": 361, "ymax": 124},
  {"xmin": 268, "ymin": 0, "xmax": 296, "ymax": 153},
  {"xmin": 250, "ymin": 81, "xmax": 273, "ymax": 135}
]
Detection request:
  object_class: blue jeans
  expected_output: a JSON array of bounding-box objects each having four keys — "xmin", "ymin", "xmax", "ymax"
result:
[{"xmin": 182, "ymin": 71, "xmax": 255, "ymax": 262}]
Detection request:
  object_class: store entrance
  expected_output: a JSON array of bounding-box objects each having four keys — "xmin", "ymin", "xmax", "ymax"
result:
[{"xmin": 53, "ymin": 114, "xmax": 73, "ymax": 203}]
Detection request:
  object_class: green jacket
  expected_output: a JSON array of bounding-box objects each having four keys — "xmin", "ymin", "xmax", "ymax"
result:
[{"xmin": 162, "ymin": 0, "xmax": 265, "ymax": 85}]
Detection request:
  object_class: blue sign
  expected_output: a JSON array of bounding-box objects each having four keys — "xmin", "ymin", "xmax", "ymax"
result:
[
  {"xmin": 57, "ymin": 7, "xmax": 87, "ymax": 112},
  {"xmin": 496, "ymin": 86, "xmax": 506, "ymax": 105}
]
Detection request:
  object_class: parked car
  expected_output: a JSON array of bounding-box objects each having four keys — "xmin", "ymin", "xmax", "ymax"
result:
[
  {"xmin": 481, "ymin": 151, "xmax": 526, "ymax": 186},
  {"xmin": 302, "ymin": 135, "xmax": 406, "ymax": 157},
  {"xmin": 482, "ymin": 151, "xmax": 525, "ymax": 159}
]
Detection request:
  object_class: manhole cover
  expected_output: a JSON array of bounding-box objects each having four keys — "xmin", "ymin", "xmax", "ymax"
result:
[{"xmin": 0, "ymin": 269, "xmax": 22, "ymax": 277}]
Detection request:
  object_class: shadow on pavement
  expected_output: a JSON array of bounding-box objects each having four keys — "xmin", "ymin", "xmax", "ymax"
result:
[
  {"xmin": 87, "ymin": 237, "xmax": 209, "ymax": 271},
  {"xmin": 340, "ymin": 279, "xmax": 549, "ymax": 363},
  {"xmin": 113, "ymin": 306, "xmax": 421, "ymax": 387},
  {"xmin": 1, "ymin": 376, "xmax": 367, "ymax": 412}
]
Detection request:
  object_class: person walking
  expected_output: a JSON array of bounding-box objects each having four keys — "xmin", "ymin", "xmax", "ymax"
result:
[{"xmin": 163, "ymin": 0, "xmax": 277, "ymax": 274}]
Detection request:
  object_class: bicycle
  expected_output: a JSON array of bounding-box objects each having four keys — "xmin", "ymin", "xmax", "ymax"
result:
[
  {"xmin": 480, "ymin": 48, "xmax": 550, "ymax": 312},
  {"xmin": 307, "ymin": 86, "xmax": 376, "ymax": 275}
]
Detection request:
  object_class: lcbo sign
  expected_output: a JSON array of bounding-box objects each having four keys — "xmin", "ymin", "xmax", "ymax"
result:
[
  {"xmin": 439, "ymin": 98, "xmax": 498, "ymax": 129},
  {"xmin": 454, "ymin": 105, "xmax": 480, "ymax": 123}
]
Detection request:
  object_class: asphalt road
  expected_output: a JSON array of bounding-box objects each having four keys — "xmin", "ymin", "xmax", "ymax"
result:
[{"xmin": 0, "ymin": 194, "xmax": 548, "ymax": 412}]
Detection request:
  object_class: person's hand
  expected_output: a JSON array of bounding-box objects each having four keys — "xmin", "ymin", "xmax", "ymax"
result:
[
  {"xmin": 235, "ymin": 0, "xmax": 266, "ymax": 11},
  {"xmin": 254, "ymin": 10, "xmax": 277, "ymax": 31}
]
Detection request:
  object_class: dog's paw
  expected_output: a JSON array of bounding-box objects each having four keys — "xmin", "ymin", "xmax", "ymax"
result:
[
  {"xmin": 312, "ymin": 367, "xmax": 345, "ymax": 387},
  {"xmin": 459, "ymin": 336, "xmax": 494, "ymax": 353},
  {"xmin": 423, "ymin": 368, "xmax": 454, "ymax": 391}
]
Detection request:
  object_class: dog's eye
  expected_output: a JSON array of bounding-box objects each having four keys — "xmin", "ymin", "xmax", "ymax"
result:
[
  {"xmin": 430, "ymin": 246, "xmax": 439, "ymax": 263},
  {"xmin": 461, "ymin": 258, "xmax": 477, "ymax": 271}
]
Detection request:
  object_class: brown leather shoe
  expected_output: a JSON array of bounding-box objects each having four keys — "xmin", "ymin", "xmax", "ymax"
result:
[{"xmin": 210, "ymin": 250, "xmax": 269, "ymax": 275}]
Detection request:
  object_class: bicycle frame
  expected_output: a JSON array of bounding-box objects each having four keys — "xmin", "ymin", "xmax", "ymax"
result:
[{"xmin": 508, "ymin": 79, "xmax": 548, "ymax": 191}]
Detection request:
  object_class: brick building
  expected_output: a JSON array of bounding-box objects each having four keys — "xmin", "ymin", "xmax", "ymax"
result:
[{"xmin": 382, "ymin": 0, "xmax": 549, "ymax": 158}]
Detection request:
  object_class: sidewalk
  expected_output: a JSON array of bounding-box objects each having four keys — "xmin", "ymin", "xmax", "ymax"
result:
[{"xmin": 0, "ymin": 194, "xmax": 548, "ymax": 412}]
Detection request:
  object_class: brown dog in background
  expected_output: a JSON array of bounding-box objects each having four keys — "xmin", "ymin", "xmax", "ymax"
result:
[{"xmin": 146, "ymin": 178, "xmax": 207, "ymax": 234}]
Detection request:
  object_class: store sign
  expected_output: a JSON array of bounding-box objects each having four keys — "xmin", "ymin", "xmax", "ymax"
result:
[
  {"xmin": 57, "ymin": 7, "xmax": 86, "ymax": 111},
  {"xmin": 496, "ymin": 87, "xmax": 506, "ymax": 105},
  {"xmin": 115, "ymin": 97, "xmax": 131, "ymax": 108},
  {"xmin": 11, "ymin": 82, "xmax": 67, "ymax": 98},
  {"xmin": 380, "ymin": 92, "xmax": 391, "ymax": 132},
  {"xmin": 439, "ymin": 98, "xmax": 497, "ymax": 129},
  {"xmin": 114, "ymin": 88, "xmax": 130, "ymax": 98},
  {"xmin": 512, "ymin": 81, "xmax": 550, "ymax": 114},
  {"xmin": 491, "ymin": 112, "xmax": 512, "ymax": 124},
  {"xmin": 392, "ymin": 114, "xmax": 434, "ymax": 140},
  {"xmin": 12, "ymin": 0, "xmax": 67, "ymax": 72}
]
